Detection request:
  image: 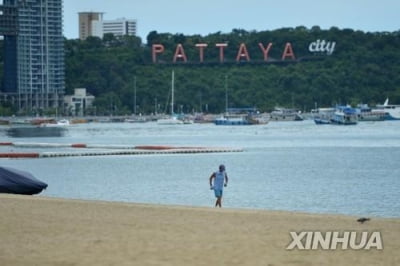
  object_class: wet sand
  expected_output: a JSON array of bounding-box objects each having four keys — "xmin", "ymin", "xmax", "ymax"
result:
[{"xmin": 0, "ymin": 194, "xmax": 399, "ymax": 266}]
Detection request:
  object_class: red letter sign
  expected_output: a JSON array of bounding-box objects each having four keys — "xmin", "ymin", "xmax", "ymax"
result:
[
  {"xmin": 216, "ymin": 43, "xmax": 228, "ymax": 63},
  {"xmin": 258, "ymin": 42, "xmax": 273, "ymax": 61},
  {"xmin": 282, "ymin": 43, "xmax": 296, "ymax": 60},
  {"xmin": 236, "ymin": 43, "xmax": 250, "ymax": 62},
  {"xmin": 173, "ymin": 44, "xmax": 188, "ymax": 63},
  {"xmin": 152, "ymin": 44, "xmax": 164, "ymax": 63},
  {"xmin": 195, "ymin": 43, "xmax": 208, "ymax": 63}
]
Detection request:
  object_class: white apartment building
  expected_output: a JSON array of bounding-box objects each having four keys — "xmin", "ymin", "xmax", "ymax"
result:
[{"xmin": 102, "ymin": 18, "xmax": 137, "ymax": 37}]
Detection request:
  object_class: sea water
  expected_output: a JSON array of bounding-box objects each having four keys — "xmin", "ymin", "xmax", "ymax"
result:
[{"xmin": 0, "ymin": 120, "xmax": 399, "ymax": 218}]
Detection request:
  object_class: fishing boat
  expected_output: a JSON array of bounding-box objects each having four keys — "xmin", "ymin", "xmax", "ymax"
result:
[
  {"xmin": 313, "ymin": 108, "xmax": 335, "ymax": 124},
  {"xmin": 214, "ymin": 108, "xmax": 266, "ymax": 125},
  {"xmin": 330, "ymin": 106, "xmax": 358, "ymax": 125},
  {"xmin": 355, "ymin": 104, "xmax": 385, "ymax": 121},
  {"xmin": 374, "ymin": 98, "xmax": 400, "ymax": 120},
  {"xmin": 270, "ymin": 107, "xmax": 303, "ymax": 121},
  {"xmin": 215, "ymin": 114, "xmax": 252, "ymax": 125}
]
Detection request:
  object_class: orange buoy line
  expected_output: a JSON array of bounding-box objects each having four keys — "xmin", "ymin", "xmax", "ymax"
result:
[
  {"xmin": 133, "ymin": 145, "xmax": 206, "ymax": 150},
  {"xmin": 0, "ymin": 141, "xmax": 243, "ymax": 158},
  {"xmin": 0, "ymin": 153, "xmax": 40, "ymax": 158},
  {"xmin": 38, "ymin": 147, "xmax": 243, "ymax": 158},
  {"xmin": 0, "ymin": 147, "xmax": 242, "ymax": 159},
  {"xmin": 0, "ymin": 142, "xmax": 209, "ymax": 150}
]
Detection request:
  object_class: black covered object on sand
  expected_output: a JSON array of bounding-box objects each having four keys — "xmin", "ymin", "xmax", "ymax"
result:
[{"xmin": 0, "ymin": 167, "xmax": 48, "ymax": 195}]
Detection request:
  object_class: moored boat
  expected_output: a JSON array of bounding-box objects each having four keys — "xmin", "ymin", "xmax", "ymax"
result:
[
  {"xmin": 214, "ymin": 107, "xmax": 266, "ymax": 125},
  {"xmin": 374, "ymin": 98, "xmax": 400, "ymax": 120},
  {"xmin": 270, "ymin": 107, "xmax": 303, "ymax": 121},
  {"xmin": 157, "ymin": 115, "xmax": 184, "ymax": 125},
  {"xmin": 313, "ymin": 108, "xmax": 335, "ymax": 124},
  {"xmin": 157, "ymin": 70, "xmax": 193, "ymax": 125},
  {"xmin": 41, "ymin": 119, "xmax": 71, "ymax": 127},
  {"xmin": 7, "ymin": 125, "xmax": 67, "ymax": 137},
  {"xmin": 330, "ymin": 106, "xmax": 358, "ymax": 125},
  {"xmin": 215, "ymin": 114, "xmax": 252, "ymax": 125},
  {"xmin": 355, "ymin": 104, "xmax": 385, "ymax": 121}
]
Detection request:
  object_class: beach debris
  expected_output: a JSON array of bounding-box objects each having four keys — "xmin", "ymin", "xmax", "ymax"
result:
[{"xmin": 357, "ymin": 217, "xmax": 370, "ymax": 224}]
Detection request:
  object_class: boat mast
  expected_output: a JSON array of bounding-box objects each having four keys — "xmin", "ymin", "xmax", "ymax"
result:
[
  {"xmin": 225, "ymin": 75, "xmax": 228, "ymax": 113},
  {"xmin": 171, "ymin": 70, "xmax": 175, "ymax": 115},
  {"xmin": 133, "ymin": 76, "xmax": 137, "ymax": 115}
]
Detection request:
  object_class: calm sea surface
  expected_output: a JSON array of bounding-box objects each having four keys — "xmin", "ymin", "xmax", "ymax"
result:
[{"xmin": 0, "ymin": 120, "xmax": 399, "ymax": 218}]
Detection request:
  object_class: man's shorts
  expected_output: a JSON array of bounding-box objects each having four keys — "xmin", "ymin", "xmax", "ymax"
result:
[{"xmin": 214, "ymin": 189, "xmax": 223, "ymax": 198}]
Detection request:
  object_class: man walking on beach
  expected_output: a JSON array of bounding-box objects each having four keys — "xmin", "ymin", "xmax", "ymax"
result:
[{"xmin": 209, "ymin": 164, "xmax": 229, "ymax": 208}]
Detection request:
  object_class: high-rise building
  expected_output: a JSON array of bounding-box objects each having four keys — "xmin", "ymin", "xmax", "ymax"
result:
[
  {"xmin": 78, "ymin": 12, "xmax": 103, "ymax": 40},
  {"xmin": 0, "ymin": 0, "xmax": 65, "ymax": 111}
]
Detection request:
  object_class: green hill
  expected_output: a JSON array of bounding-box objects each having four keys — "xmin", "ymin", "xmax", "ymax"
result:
[{"xmin": 2, "ymin": 26, "xmax": 400, "ymax": 115}]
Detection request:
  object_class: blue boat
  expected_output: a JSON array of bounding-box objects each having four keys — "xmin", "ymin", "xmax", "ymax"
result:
[{"xmin": 330, "ymin": 106, "xmax": 358, "ymax": 125}]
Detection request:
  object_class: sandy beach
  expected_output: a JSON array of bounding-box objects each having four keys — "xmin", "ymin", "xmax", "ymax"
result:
[{"xmin": 0, "ymin": 194, "xmax": 399, "ymax": 266}]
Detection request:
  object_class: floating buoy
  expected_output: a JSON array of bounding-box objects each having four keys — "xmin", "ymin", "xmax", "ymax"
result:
[
  {"xmin": 0, "ymin": 153, "xmax": 40, "ymax": 158},
  {"xmin": 71, "ymin": 143, "xmax": 87, "ymax": 148},
  {"xmin": 0, "ymin": 142, "xmax": 13, "ymax": 146}
]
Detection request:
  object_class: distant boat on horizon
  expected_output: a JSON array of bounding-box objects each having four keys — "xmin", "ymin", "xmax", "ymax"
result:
[
  {"xmin": 214, "ymin": 108, "xmax": 268, "ymax": 125},
  {"xmin": 157, "ymin": 71, "xmax": 185, "ymax": 125},
  {"xmin": 270, "ymin": 107, "xmax": 303, "ymax": 121}
]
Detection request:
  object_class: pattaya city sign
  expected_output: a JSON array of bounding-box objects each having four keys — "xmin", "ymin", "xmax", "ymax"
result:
[
  {"xmin": 308, "ymin": 39, "xmax": 336, "ymax": 55},
  {"xmin": 152, "ymin": 39, "xmax": 335, "ymax": 64}
]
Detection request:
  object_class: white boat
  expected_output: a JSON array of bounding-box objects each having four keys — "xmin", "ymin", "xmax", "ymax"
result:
[
  {"xmin": 125, "ymin": 117, "xmax": 147, "ymax": 123},
  {"xmin": 215, "ymin": 114, "xmax": 252, "ymax": 125},
  {"xmin": 157, "ymin": 116, "xmax": 184, "ymax": 125},
  {"xmin": 41, "ymin": 119, "xmax": 70, "ymax": 127},
  {"xmin": 330, "ymin": 106, "xmax": 357, "ymax": 125},
  {"xmin": 157, "ymin": 71, "xmax": 185, "ymax": 125},
  {"xmin": 374, "ymin": 98, "xmax": 400, "ymax": 120},
  {"xmin": 313, "ymin": 108, "xmax": 335, "ymax": 124},
  {"xmin": 355, "ymin": 104, "xmax": 385, "ymax": 121},
  {"xmin": 270, "ymin": 107, "xmax": 303, "ymax": 121}
]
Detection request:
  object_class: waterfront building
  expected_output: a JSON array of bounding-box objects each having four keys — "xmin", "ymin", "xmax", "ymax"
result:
[
  {"xmin": 63, "ymin": 88, "xmax": 95, "ymax": 116},
  {"xmin": 0, "ymin": 0, "xmax": 65, "ymax": 112}
]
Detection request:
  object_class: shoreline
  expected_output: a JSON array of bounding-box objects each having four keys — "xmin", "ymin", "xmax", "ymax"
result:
[{"xmin": 1, "ymin": 194, "xmax": 399, "ymax": 266}]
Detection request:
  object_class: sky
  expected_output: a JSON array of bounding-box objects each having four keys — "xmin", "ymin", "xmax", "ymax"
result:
[{"xmin": 63, "ymin": 0, "xmax": 400, "ymax": 42}]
